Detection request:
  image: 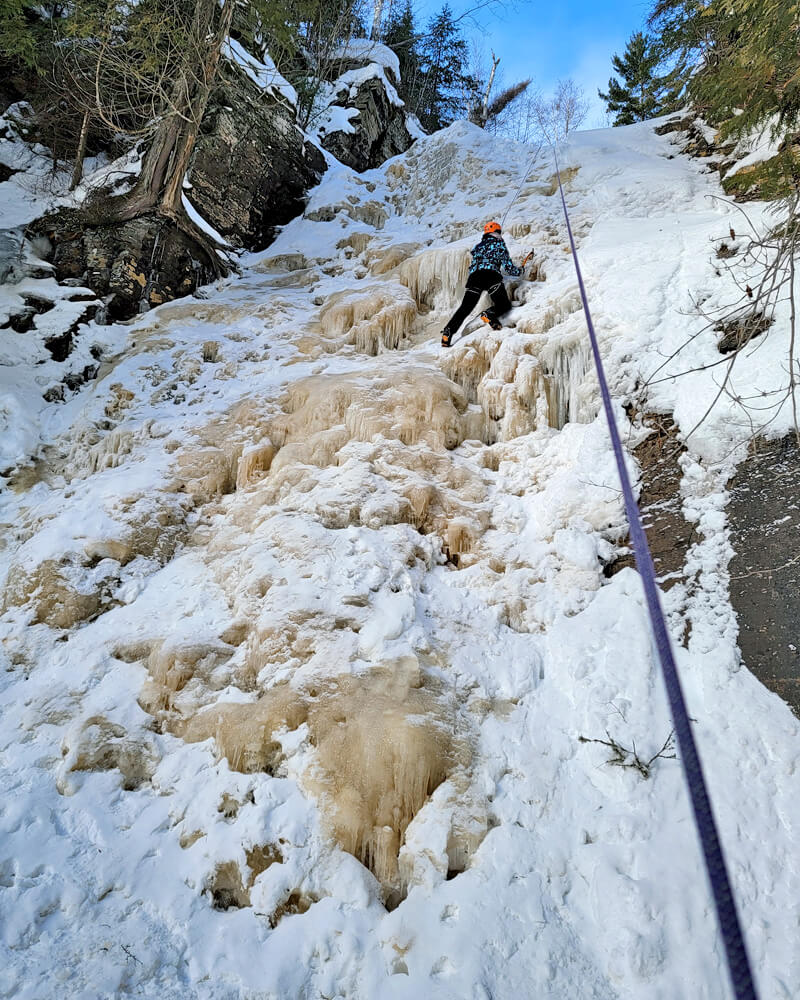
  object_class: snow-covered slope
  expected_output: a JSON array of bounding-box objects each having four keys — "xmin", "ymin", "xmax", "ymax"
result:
[{"xmin": 1, "ymin": 120, "xmax": 798, "ymax": 999}]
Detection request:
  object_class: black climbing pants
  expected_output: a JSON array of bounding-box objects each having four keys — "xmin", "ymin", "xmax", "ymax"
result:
[{"xmin": 445, "ymin": 268, "xmax": 512, "ymax": 333}]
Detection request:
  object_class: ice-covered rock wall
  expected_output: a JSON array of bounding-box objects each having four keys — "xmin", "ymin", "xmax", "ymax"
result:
[{"xmin": 1, "ymin": 114, "xmax": 798, "ymax": 1000}]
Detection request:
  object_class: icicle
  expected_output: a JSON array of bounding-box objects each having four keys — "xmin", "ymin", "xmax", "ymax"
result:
[
  {"xmin": 398, "ymin": 247, "xmax": 470, "ymax": 311},
  {"xmin": 266, "ymin": 370, "xmax": 482, "ymax": 470},
  {"xmin": 540, "ymin": 337, "xmax": 594, "ymax": 429},
  {"xmin": 515, "ymin": 291, "xmax": 582, "ymax": 336},
  {"xmin": 236, "ymin": 442, "xmax": 276, "ymax": 489},
  {"xmin": 61, "ymin": 427, "xmax": 139, "ymax": 479},
  {"xmin": 319, "ymin": 283, "xmax": 417, "ymax": 354},
  {"xmin": 176, "ymin": 666, "xmax": 468, "ymax": 901},
  {"xmin": 174, "ymin": 446, "xmax": 239, "ymax": 503}
]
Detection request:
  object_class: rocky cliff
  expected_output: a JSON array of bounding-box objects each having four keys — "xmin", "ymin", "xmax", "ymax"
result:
[
  {"xmin": 315, "ymin": 42, "xmax": 416, "ymax": 173},
  {"xmin": 17, "ymin": 43, "xmax": 419, "ymax": 321},
  {"xmin": 189, "ymin": 60, "xmax": 327, "ymax": 251},
  {"xmin": 24, "ymin": 55, "xmax": 328, "ymax": 320}
]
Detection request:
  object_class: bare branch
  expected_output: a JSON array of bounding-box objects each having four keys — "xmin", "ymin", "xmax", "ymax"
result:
[{"xmin": 579, "ymin": 729, "xmax": 676, "ymax": 779}]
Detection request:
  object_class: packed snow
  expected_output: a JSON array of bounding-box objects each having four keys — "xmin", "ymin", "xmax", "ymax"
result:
[
  {"xmin": 223, "ymin": 39, "xmax": 299, "ymax": 107},
  {"xmin": 1, "ymin": 114, "xmax": 799, "ymax": 1000},
  {"xmin": 333, "ymin": 40, "xmax": 402, "ymax": 82}
]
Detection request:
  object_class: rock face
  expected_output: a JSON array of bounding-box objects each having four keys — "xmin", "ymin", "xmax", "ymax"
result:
[
  {"xmin": 727, "ymin": 436, "xmax": 800, "ymax": 715},
  {"xmin": 319, "ymin": 60, "xmax": 415, "ymax": 172},
  {"xmin": 27, "ymin": 208, "xmax": 219, "ymax": 320},
  {"xmin": 0, "ymin": 229, "xmax": 22, "ymax": 283},
  {"xmin": 189, "ymin": 62, "xmax": 326, "ymax": 251},
  {"xmin": 11, "ymin": 43, "xmax": 417, "ymax": 321},
  {"xmin": 22, "ymin": 56, "xmax": 327, "ymax": 318},
  {"xmin": 654, "ymin": 113, "xmax": 800, "ymax": 201}
]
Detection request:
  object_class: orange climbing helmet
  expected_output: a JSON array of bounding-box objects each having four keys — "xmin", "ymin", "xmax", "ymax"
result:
[{"xmin": 483, "ymin": 220, "xmax": 502, "ymax": 235}]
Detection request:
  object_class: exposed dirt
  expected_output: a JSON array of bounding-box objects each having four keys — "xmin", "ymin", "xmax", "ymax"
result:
[
  {"xmin": 715, "ymin": 311, "xmax": 773, "ymax": 354},
  {"xmin": 606, "ymin": 414, "xmax": 694, "ymax": 589},
  {"xmin": 607, "ymin": 419, "xmax": 800, "ymax": 715},
  {"xmin": 727, "ymin": 435, "xmax": 800, "ymax": 715}
]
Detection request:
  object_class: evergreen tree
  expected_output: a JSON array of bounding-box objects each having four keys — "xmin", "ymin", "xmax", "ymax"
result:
[
  {"xmin": 384, "ymin": 0, "xmax": 422, "ymax": 106},
  {"xmin": 698, "ymin": 0, "xmax": 799, "ymax": 138},
  {"xmin": 415, "ymin": 4, "xmax": 475, "ymax": 132},
  {"xmin": 0, "ymin": 1, "xmax": 57, "ymax": 72},
  {"xmin": 599, "ymin": 31, "xmax": 682, "ymax": 125},
  {"xmin": 648, "ymin": 0, "xmax": 720, "ymax": 69},
  {"xmin": 649, "ymin": 0, "xmax": 800, "ymax": 140},
  {"xmin": 260, "ymin": 0, "xmax": 369, "ymax": 126}
]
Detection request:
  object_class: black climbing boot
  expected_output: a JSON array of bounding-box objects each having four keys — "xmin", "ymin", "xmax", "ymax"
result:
[{"xmin": 480, "ymin": 312, "xmax": 503, "ymax": 331}]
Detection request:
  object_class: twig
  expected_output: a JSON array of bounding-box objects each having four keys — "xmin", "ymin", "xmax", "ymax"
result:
[
  {"xmin": 729, "ymin": 552, "xmax": 800, "ymax": 580},
  {"xmin": 121, "ymin": 944, "xmax": 142, "ymax": 965},
  {"xmin": 579, "ymin": 729, "xmax": 676, "ymax": 779}
]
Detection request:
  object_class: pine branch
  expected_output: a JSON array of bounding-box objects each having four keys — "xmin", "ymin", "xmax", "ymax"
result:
[{"xmin": 486, "ymin": 78, "xmax": 530, "ymax": 118}]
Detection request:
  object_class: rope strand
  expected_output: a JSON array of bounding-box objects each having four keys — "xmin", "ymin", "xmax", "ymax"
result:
[
  {"xmin": 552, "ymin": 147, "xmax": 758, "ymax": 1000},
  {"xmin": 501, "ymin": 139, "xmax": 545, "ymax": 228}
]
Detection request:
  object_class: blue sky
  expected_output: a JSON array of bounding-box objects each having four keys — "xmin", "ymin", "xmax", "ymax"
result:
[{"xmin": 415, "ymin": 0, "xmax": 652, "ymax": 127}]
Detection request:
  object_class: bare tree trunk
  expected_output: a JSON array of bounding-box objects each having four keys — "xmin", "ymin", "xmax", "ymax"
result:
[
  {"xmin": 112, "ymin": 0, "xmax": 233, "ymax": 227},
  {"xmin": 370, "ymin": 0, "xmax": 385, "ymax": 41},
  {"xmin": 118, "ymin": 79, "xmax": 190, "ymax": 219},
  {"xmin": 70, "ymin": 109, "xmax": 91, "ymax": 191},
  {"xmin": 477, "ymin": 52, "xmax": 500, "ymax": 127},
  {"xmin": 788, "ymin": 211, "xmax": 799, "ymax": 445}
]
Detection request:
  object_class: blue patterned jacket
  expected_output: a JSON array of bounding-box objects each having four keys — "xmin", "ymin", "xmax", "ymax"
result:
[{"xmin": 469, "ymin": 234, "xmax": 522, "ymax": 277}]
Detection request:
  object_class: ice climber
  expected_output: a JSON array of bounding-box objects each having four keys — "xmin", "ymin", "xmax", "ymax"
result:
[{"xmin": 440, "ymin": 221, "xmax": 527, "ymax": 348}]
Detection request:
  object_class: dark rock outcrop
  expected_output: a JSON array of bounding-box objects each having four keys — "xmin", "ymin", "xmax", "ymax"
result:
[
  {"xmin": 715, "ymin": 311, "xmax": 773, "ymax": 354},
  {"xmin": 656, "ymin": 115, "xmax": 739, "ymax": 182},
  {"xmin": 0, "ymin": 229, "xmax": 22, "ymax": 282},
  {"xmin": 728, "ymin": 436, "xmax": 800, "ymax": 715},
  {"xmin": 319, "ymin": 66, "xmax": 414, "ymax": 172},
  {"xmin": 189, "ymin": 62, "xmax": 326, "ymax": 251},
  {"xmin": 654, "ymin": 114, "xmax": 695, "ymax": 137},
  {"xmin": 655, "ymin": 114, "xmax": 736, "ymax": 161},
  {"xmin": 27, "ymin": 208, "xmax": 219, "ymax": 319},
  {"xmin": 15, "ymin": 40, "xmax": 413, "ymax": 319},
  {"xmin": 21, "ymin": 54, "xmax": 327, "ymax": 318},
  {"xmin": 655, "ymin": 113, "xmax": 800, "ymax": 200}
]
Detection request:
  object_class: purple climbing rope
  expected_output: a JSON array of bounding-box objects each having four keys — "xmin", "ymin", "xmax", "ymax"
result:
[{"xmin": 553, "ymin": 151, "xmax": 758, "ymax": 1000}]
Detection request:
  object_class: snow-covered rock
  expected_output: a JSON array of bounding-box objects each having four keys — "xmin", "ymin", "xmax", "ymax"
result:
[
  {"xmin": 0, "ymin": 229, "xmax": 22, "ymax": 283},
  {"xmin": 315, "ymin": 44, "xmax": 416, "ymax": 172}
]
